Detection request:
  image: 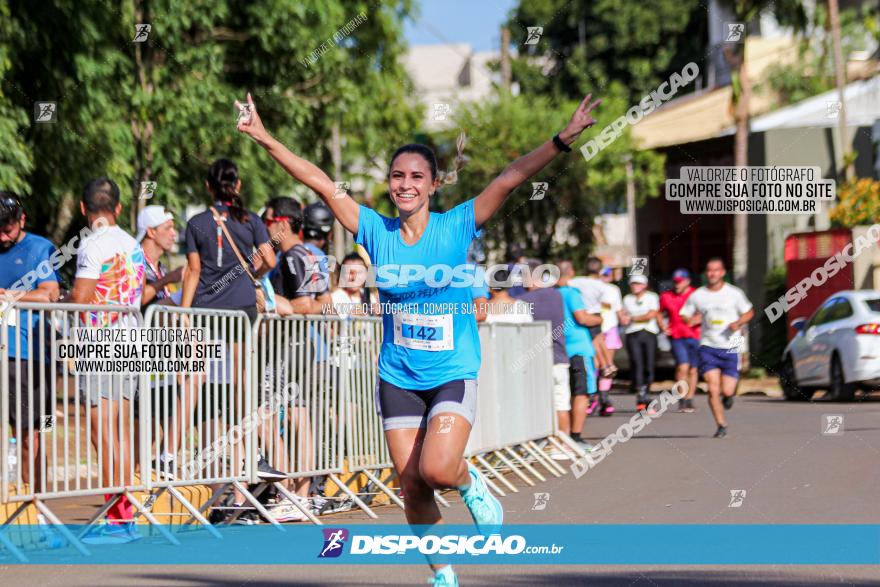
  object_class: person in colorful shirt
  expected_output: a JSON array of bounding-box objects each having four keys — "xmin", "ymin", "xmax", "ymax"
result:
[{"xmin": 69, "ymin": 178, "xmax": 145, "ymax": 544}]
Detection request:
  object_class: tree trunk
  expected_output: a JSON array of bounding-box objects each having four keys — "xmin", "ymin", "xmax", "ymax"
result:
[
  {"xmin": 624, "ymin": 155, "xmax": 637, "ymax": 252},
  {"xmin": 49, "ymin": 191, "xmax": 77, "ymax": 244},
  {"xmin": 727, "ymin": 28, "xmax": 752, "ymax": 370},
  {"xmin": 500, "ymin": 27, "xmax": 511, "ymax": 91},
  {"xmin": 725, "ymin": 42, "xmax": 750, "ymax": 290}
]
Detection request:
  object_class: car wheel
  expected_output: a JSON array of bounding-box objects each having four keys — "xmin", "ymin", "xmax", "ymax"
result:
[
  {"xmin": 780, "ymin": 357, "xmax": 812, "ymax": 401},
  {"xmin": 829, "ymin": 354, "xmax": 857, "ymax": 402}
]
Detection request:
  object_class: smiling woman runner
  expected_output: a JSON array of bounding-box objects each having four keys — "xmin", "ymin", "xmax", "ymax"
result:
[{"xmin": 236, "ymin": 92, "xmax": 600, "ymax": 587}]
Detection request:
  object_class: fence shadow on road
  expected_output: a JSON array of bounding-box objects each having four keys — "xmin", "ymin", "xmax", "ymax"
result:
[
  {"xmin": 466, "ymin": 569, "xmax": 880, "ymax": 587},
  {"xmin": 5, "ymin": 562, "xmax": 878, "ymax": 586},
  {"xmin": 626, "ymin": 434, "xmax": 706, "ymax": 439}
]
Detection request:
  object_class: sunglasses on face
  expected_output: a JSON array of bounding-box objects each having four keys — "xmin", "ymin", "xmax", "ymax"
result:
[
  {"xmin": 0, "ymin": 197, "xmax": 22, "ymax": 211},
  {"xmin": 263, "ymin": 216, "xmax": 291, "ymax": 226}
]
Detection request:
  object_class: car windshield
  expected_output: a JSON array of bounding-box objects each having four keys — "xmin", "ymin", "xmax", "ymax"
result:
[{"xmin": 864, "ymin": 298, "xmax": 880, "ymax": 313}]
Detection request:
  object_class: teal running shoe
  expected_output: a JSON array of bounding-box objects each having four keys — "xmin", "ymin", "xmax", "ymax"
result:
[
  {"xmin": 429, "ymin": 565, "xmax": 459, "ymax": 586},
  {"xmin": 460, "ymin": 462, "xmax": 503, "ymax": 531}
]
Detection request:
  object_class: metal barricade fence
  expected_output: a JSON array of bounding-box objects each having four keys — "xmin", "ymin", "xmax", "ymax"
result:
[
  {"xmin": 251, "ymin": 314, "xmax": 377, "ymax": 522},
  {"xmin": 467, "ymin": 321, "xmax": 556, "ymax": 454},
  {"xmin": 2, "ymin": 302, "xmax": 569, "ymax": 551},
  {"xmin": 0, "ymin": 302, "xmax": 176, "ymax": 552},
  {"xmin": 342, "ymin": 318, "xmax": 569, "ymax": 502},
  {"xmin": 342, "ymin": 316, "xmax": 401, "ymax": 506},
  {"xmin": 463, "ymin": 321, "xmax": 570, "ymax": 494},
  {"xmin": 139, "ymin": 305, "xmax": 255, "ymax": 531}
]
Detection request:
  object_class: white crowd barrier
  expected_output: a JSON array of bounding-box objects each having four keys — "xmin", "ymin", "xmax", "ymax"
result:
[
  {"xmin": 0, "ymin": 303, "xmax": 178, "ymax": 552},
  {"xmin": 139, "ymin": 305, "xmax": 254, "ymax": 532},
  {"xmin": 2, "ymin": 301, "xmax": 570, "ymax": 551},
  {"xmin": 1, "ymin": 304, "xmax": 145, "ymax": 503},
  {"xmin": 342, "ymin": 316, "xmax": 402, "ymax": 507},
  {"xmin": 142, "ymin": 305, "xmax": 254, "ymax": 487},
  {"xmin": 464, "ymin": 321, "xmax": 569, "ymax": 495},
  {"xmin": 467, "ymin": 321, "xmax": 557, "ymax": 455},
  {"xmin": 251, "ymin": 314, "xmax": 378, "ymax": 523}
]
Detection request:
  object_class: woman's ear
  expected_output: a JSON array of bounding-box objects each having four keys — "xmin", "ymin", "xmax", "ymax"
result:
[
  {"xmin": 235, "ymin": 179, "xmax": 242, "ymax": 193},
  {"xmin": 204, "ymin": 180, "xmax": 212, "ymax": 195}
]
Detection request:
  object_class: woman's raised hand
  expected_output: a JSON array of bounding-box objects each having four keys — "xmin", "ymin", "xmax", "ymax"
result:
[
  {"xmin": 560, "ymin": 93, "xmax": 601, "ymax": 142},
  {"xmin": 235, "ymin": 93, "xmax": 271, "ymax": 146}
]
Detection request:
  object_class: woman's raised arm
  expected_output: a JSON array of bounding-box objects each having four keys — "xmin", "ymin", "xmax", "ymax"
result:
[
  {"xmin": 236, "ymin": 93, "xmax": 360, "ymax": 235},
  {"xmin": 472, "ymin": 93, "xmax": 600, "ymax": 227}
]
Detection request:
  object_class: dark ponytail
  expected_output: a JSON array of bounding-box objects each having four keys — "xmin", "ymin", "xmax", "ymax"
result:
[{"xmin": 207, "ymin": 158, "xmax": 248, "ymax": 222}]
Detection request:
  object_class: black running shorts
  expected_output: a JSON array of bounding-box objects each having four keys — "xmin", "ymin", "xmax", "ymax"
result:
[{"xmin": 375, "ymin": 378, "xmax": 477, "ymax": 431}]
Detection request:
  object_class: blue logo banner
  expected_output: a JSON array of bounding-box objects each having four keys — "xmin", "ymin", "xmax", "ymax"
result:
[{"xmin": 1, "ymin": 524, "xmax": 878, "ymax": 565}]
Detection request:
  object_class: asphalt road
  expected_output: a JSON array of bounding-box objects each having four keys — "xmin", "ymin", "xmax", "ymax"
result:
[{"xmin": 3, "ymin": 389, "xmax": 879, "ymax": 585}]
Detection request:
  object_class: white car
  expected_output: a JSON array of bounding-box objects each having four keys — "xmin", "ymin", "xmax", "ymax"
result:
[{"xmin": 780, "ymin": 290, "xmax": 880, "ymax": 401}]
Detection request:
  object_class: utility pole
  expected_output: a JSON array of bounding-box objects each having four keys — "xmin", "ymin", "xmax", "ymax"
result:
[
  {"xmin": 500, "ymin": 27, "xmax": 511, "ymax": 91},
  {"xmin": 828, "ymin": 0, "xmax": 853, "ymax": 181}
]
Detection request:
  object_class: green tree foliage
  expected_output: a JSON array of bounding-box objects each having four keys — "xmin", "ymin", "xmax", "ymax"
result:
[
  {"xmin": 431, "ymin": 92, "xmax": 664, "ymax": 266},
  {"xmin": 506, "ymin": 0, "xmax": 708, "ymax": 103},
  {"xmin": 437, "ymin": 0, "xmax": 695, "ymax": 260},
  {"xmin": 0, "ymin": 0, "xmax": 32, "ymax": 194},
  {"xmin": 0, "ymin": 0, "xmax": 418, "ymax": 242},
  {"xmin": 759, "ymin": 5, "xmax": 877, "ymax": 106}
]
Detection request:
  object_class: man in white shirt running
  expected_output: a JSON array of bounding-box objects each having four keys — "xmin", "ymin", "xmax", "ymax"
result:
[{"xmin": 679, "ymin": 258, "xmax": 754, "ymax": 438}]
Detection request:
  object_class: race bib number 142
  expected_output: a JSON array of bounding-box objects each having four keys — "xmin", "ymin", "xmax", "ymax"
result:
[{"xmin": 392, "ymin": 312, "xmax": 453, "ymax": 351}]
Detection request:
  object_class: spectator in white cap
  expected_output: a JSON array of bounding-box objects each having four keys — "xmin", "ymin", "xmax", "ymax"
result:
[
  {"xmin": 137, "ymin": 205, "xmax": 188, "ymax": 481},
  {"xmin": 619, "ymin": 274, "xmax": 664, "ymax": 412},
  {"xmin": 137, "ymin": 205, "xmax": 183, "ymax": 308}
]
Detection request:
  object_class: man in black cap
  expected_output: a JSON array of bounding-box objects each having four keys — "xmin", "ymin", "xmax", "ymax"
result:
[{"xmin": 263, "ymin": 198, "xmax": 331, "ymax": 314}]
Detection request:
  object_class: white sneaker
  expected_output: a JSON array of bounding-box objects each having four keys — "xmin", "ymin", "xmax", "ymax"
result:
[
  {"xmin": 268, "ymin": 499, "xmax": 308, "ymax": 522},
  {"xmin": 548, "ymin": 449, "xmax": 572, "ymax": 461},
  {"xmin": 310, "ymin": 495, "xmax": 329, "ymax": 515}
]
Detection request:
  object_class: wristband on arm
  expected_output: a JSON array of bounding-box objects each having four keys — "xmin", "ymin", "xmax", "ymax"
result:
[{"xmin": 552, "ymin": 134, "xmax": 571, "ymax": 152}]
